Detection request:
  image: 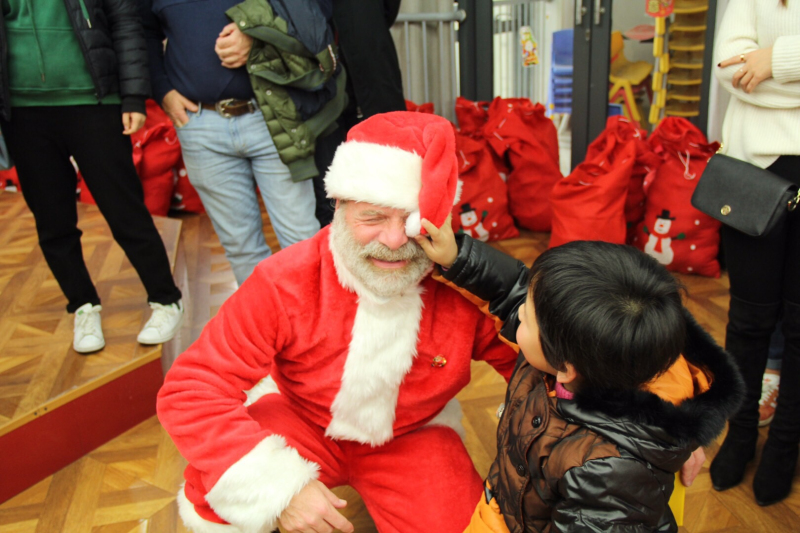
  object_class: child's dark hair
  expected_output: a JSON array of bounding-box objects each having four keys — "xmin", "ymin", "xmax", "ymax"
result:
[{"xmin": 529, "ymin": 241, "xmax": 685, "ymax": 392}]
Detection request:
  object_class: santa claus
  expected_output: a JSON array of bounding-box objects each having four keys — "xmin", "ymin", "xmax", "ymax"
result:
[{"xmin": 158, "ymin": 112, "xmax": 518, "ymax": 533}]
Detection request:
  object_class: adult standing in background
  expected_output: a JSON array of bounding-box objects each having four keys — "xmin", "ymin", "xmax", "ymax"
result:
[
  {"xmin": 0, "ymin": 0, "xmax": 184, "ymax": 353},
  {"xmin": 311, "ymin": 0, "xmax": 407, "ymax": 227},
  {"xmin": 141, "ymin": 0, "xmax": 346, "ymax": 285},
  {"xmin": 709, "ymin": 0, "xmax": 800, "ymax": 507}
]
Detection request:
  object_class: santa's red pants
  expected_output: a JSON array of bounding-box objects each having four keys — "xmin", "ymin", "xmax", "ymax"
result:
[{"xmin": 183, "ymin": 393, "xmax": 483, "ymax": 532}]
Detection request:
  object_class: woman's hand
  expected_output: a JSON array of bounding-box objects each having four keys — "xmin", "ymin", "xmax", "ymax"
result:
[
  {"xmin": 719, "ymin": 47, "xmax": 773, "ymax": 93},
  {"xmin": 122, "ymin": 112, "xmax": 146, "ymax": 135},
  {"xmin": 414, "ymin": 214, "xmax": 458, "ymax": 269}
]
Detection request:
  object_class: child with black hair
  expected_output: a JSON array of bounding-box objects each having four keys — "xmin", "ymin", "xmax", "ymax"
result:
[{"xmin": 415, "ymin": 219, "xmax": 744, "ymax": 533}]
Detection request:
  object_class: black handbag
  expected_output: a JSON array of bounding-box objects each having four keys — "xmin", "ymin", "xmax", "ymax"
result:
[{"xmin": 691, "ymin": 154, "xmax": 800, "ymax": 237}]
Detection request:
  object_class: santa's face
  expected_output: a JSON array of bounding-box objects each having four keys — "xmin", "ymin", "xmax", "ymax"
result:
[
  {"xmin": 331, "ymin": 201, "xmax": 432, "ymax": 297},
  {"xmin": 654, "ymin": 217, "xmax": 672, "ymax": 234}
]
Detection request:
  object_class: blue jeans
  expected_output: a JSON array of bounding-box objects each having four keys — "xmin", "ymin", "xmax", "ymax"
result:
[{"xmin": 176, "ymin": 106, "xmax": 320, "ymax": 284}]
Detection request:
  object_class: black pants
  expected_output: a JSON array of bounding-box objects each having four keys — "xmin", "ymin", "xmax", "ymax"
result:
[
  {"xmin": 311, "ymin": 0, "xmax": 407, "ymax": 227},
  {"xmin": 2, "ymin": 105, "xmax": 181, "ymax": 313},
  {"xmin": 722, "ymin": 155, "xmax": 800, "ymax": 442}
]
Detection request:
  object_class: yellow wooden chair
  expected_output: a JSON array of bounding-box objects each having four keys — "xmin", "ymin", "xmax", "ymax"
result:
[{"xmin": 608, "ymin": 31, "xmax": 654, "ymax": 124}]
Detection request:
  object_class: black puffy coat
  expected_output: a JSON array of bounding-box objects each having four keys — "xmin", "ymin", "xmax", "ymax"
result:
[
  {"xmin": 440, "ymin": 235, "xmax": 744, "ymax": 532},
  {"xmin": 0, "ymin": 0, "xmax": 150, "ymax": 120}
]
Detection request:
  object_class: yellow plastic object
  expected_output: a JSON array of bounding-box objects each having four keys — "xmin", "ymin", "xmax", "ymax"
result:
[
  {"xmin": 649, "ymin": 103, "xmax": 662, "ymax": 125},
  {"xmin": 672, "ymin": 11, "xmax": 708, "ymax": 32},
  {"xmin": 609, "ymin": 78, "xmax": 642, "ymax": 123},
  {"xmin": 665, "ymin": 101, "xmax": 701, "ymax": 117},
  {"xmin": 674, "ymin": 0, "xmax": 710, "ymax": 15},
  {"xmin": 668, "ymin": 84, "xmax": 702, "ymax": 101},
  {"xmin": 667, "ymin": 68, "xmax": 702, "ymax": 85},
  {"xmin": 652, "ymin": 71, "xmax": 663, "ymax": 90},
  {"xmin": 659, "ymin": 54, "xmax": 670, "ymax": 73},
  {"xmin": 653, "ymin": 36, "xmax": 664, "ymax": 56},
  {"xmin": 669, "ymin": 31, "xmax": 706, "ymax": 51},
  {"xmin": 610, "ymin": 31, "xmax": 653, "ymax": 86},
  {"xmin": 656, "ymin": 89, "xmax": 667, "ymax": 107},
  {"xmin": 655, "ymin": 17, "xmax": 666, "ymax": 35},
  {"xmin": 668, "ymin": 474, "xmax": 686, "ymax": 527}
]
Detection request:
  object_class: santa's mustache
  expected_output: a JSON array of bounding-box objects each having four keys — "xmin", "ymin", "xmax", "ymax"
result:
[{"xmin": 358, "ymin": 240, "xmax": 425, "ymax": 263}]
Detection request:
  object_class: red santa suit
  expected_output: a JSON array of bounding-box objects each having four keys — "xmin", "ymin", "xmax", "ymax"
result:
[{"xmin": 158, "ymin": 113, "xmax": 518, "ymax": 533}]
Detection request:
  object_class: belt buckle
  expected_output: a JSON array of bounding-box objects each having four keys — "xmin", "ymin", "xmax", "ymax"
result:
[{"xmin": 215, "ymin": 98, "xmax": 236, "ymax": 118}]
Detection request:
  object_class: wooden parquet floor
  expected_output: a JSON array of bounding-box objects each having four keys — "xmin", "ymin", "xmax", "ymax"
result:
[
  {"xmin": 0, "ymin": 192, "xmax": 180, "ymax": 439},
  {"xmin": 1, "ymin": 206, "xmax": 798, "ymax": 532}
]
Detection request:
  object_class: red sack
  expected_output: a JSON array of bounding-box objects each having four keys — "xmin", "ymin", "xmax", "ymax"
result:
[
  {"xmin": 631, "ymin": 118, "xmax": 721, "ymax": 277},
  {"xmin": 483, "ymin": 97, "xmax": 561, "ymax": 232},
  {"xmin": 405, "ymin": 100, "xmax": 434, "ymax": 114},
  {"xmin": 0, "ymin": 167, "xmax": 20, "ymax": 192},
  {"xmin": 455, "ymin": 96, "xmax": 491, "ymax": 137},
  {"xmin": 584, "ymin": 116, "xmax": 661, "ymax": 243},
  {"xmin": 451, "ymin": 131, "xmax": 518, "ymax": 242},
  {"xmin": 549, "ymin": 142, "xmax": 636, "ymax": 248},
  {"xmin": 172, "ymin": 158, "xmax": 205, "ymax": 214},
  {"xmin": 131, "ymin": 101, "xmax": 181, "ymax": 216},
  {"xmin": 75, "ymin": 156, "xmax": 95, "ymax": 205}
]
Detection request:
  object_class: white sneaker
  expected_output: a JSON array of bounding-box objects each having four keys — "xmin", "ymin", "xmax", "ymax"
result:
[
  {"xmin": 73, "ymin": 303, "xmax": 105, "ymax": 354},
  {"xmin": 137, "ymin": 300, "xmax": 184, "ymax": 345}
]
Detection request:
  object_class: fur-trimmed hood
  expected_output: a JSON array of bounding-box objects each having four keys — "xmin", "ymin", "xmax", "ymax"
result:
[{"xmin": 560, "ymin": 307, "xmax": 744, "ymax": 472}]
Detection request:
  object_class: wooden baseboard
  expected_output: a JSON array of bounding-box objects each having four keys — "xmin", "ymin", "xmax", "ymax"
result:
[{"xmin": 0, "ymin": 358, "xmax": 163, "ymax": 503}]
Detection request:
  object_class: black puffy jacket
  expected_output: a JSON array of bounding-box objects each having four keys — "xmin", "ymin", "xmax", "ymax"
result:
[
  {"xmin": 0, "ymin": 0, "xmax": 150, "ymax": 120},
  {"xmin": 439, "ymin": 235, "xmax": 744, "ymax": 532}
]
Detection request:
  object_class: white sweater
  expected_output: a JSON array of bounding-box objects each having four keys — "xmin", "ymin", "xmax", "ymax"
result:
[{"xmin": 713, "ymin": 0, "xmax": 800, "ymax": 168}]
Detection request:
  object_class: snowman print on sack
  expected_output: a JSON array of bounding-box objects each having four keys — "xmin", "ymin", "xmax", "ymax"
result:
[
  {"xmin": 458, "ymin": 203, "xmax": 490, "ymax": 242},
  {"xmin": 643, "ymin": 209, "xmax": 685, "ymax": 266}
]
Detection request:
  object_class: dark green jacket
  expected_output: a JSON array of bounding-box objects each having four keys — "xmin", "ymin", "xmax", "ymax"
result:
[{"xmin": 226, "ymin": 0, "xmax": 347, "ymax": 182}]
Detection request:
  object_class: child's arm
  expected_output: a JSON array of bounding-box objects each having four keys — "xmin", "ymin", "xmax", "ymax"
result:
[{"xmin": 416, "ymin": 217, "xmax": 530, "ymax": 344}]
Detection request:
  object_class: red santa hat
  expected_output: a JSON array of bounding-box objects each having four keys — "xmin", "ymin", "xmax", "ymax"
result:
[{"xmin": 325, "ymin": 111, "xmax": 460, "ymax": 236}]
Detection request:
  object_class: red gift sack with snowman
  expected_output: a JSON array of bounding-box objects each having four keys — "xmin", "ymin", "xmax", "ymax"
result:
[
  {"xmin": 584, "ymin": 116, "xmax": 661, "ymax": 244},
  {"xmin": 631, "ymin": 117, "xmax": 721, "ymax": 277},
  {"xmin": 483, "ymin": 97, "xmax": 561, "ymax": 232},
  {"xmin": 451, "ymin": 131, "xmax": 518, "ymax": 242},
  {"xmin": 549, "ymin": 141, "xmax": 636, "ymax": 248}
]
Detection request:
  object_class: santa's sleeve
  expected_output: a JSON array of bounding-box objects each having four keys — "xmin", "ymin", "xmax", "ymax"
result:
[{"xmin": 157, "ymin": 267, "xmax": 319, "ymax": 532}]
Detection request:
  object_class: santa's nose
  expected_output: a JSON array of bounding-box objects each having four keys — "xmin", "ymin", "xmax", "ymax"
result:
[{"xmin": 379, "ymin": 221, "xmax": 409, "ymax": 250}]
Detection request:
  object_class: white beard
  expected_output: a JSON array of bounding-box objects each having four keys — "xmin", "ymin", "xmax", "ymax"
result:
[{"xmin": 329, "ymin": 208, "xmax": 433, "ymax": 299}]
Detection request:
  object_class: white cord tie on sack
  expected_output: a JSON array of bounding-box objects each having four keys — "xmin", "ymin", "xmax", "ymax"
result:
[{"xmin": 678, "ymin": 150, "xmax": 696, "ymax": 180}]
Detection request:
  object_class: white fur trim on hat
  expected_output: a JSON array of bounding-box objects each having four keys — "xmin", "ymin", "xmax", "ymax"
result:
[
  {"xmin": 325, "ymin": 141, "xmax": 422, "ymax": 212},
  {"xmin": 205, "ymin": 435, "xmax": 320, "ymax": 533},
  {"xmin": 405, "ymin": 210, "xmax": 422, "ymax": 237}
]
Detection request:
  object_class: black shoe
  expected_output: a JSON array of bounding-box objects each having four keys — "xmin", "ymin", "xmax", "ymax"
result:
[
  {"xmin": 753, "ymin": 441, "xmax": 799, "ymax": 506},
  {"xmin": 710, "ymin": 427, "xmax": 758, "ymax": 491}
]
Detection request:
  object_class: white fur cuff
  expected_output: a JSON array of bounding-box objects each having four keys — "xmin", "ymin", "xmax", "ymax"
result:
[
  {"xmin": 177, "ymin": 486, "xmax": 241, "ymax": 533},
  {"xmin": 205, "ymin": 435, "xmax": 320, "ymax": 533}
]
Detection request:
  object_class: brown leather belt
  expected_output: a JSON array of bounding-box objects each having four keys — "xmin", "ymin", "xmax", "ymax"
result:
[{"xmin": 200, "ymin": 99, "xmax": 257, "ymax": 118}]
